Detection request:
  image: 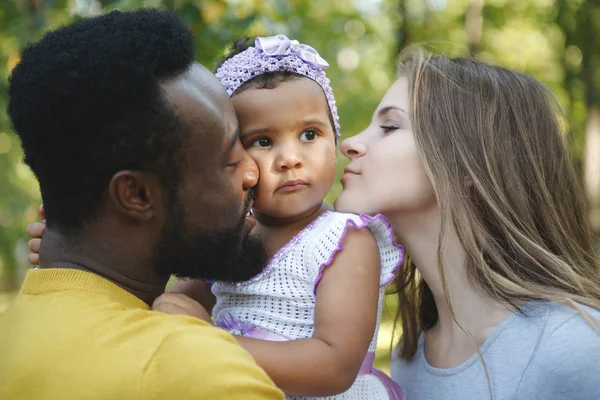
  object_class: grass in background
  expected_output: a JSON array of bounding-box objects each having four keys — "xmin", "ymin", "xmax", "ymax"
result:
[{"xmin": 375, "ymin": 293, "xmax": 400, "ymax": 374}]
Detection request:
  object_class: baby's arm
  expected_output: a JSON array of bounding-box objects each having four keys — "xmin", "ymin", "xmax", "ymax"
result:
[
  {"xmin": 153, "ymin": 292, "xmax": 212, "ymax": 322},
  {"xmin": 237, "ymin": 227, "xmax": 380, "ymax": 397},
  {"xmin": 166, "ymin": 278, "xmax": 216, "ymax": 315}
]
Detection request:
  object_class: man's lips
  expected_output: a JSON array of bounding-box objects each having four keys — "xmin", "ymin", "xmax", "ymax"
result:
[
  {"xmin": 241, "ymin": 202, "xmax": 256, "ymax": 236},
  {"xmin": 276, "ymin": 179, "xmax": 308, "ymax": 193},
  {"xmin": 243, "ymin": 213, "xmax": 257, "ymax": 235}
]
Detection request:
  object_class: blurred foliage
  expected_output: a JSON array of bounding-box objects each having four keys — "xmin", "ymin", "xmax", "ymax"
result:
[{"xmin": 1, "ymin": 0, "xmax": 599, "ymax": 294}]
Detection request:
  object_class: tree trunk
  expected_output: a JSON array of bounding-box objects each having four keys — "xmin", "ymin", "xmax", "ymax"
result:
[
  {"xmin": 556, "ymin": 0, "xmax": 575, "ymax": 114},
  {"xmin": 397, "ymin": 0, "xmax": 409, "ymax": 55},
  {"xmin": 585, "ymin": 107, "xmax": 600, "ymax": 232},
  {"xmin": 465, "ymin": 0, "xmax": 484, "ymax": 56},
  {"xmin": 581, "ymin": 3, "xmax": 600, "ymax": 234}
]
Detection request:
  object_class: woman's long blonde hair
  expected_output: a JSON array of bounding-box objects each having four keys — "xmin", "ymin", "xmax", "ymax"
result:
[{"xmin": 394, "ymin": 48, "xmax": 600, "ymax": 360}]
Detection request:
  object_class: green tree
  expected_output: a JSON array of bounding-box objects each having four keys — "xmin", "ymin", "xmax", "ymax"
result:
[
  {"xmin": 1, "ymin": 0, "xmax": 598, "ymax": 293},
  {"xmin": 0, "ymin": 0, "xmax": 401, "ymax": 289}
]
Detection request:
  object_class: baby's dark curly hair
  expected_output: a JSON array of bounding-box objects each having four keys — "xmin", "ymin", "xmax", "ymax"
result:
[{"xmin": 8, "ymin": 9, "xmax": 195, "ymax": 233}]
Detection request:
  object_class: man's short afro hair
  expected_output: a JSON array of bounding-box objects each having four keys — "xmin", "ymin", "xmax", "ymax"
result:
[{"xmin": 8, "ymin": 9, "xmax": 196, "ymax": 232}]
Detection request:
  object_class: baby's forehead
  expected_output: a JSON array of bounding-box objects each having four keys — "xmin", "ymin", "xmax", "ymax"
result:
[
  {"xmin": 274, "ymin": 77, "xmax": 330, "ymax": 106},
  {"xmin": 234, "ymin": 78, "xmax": 329, "ymax": 110},
  {"xmin": 232, "ymin": 84, "xmax": 334, "ymax": 135}
]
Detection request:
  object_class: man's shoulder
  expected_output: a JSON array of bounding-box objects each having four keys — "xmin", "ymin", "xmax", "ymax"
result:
[
  {"xmin": 140, "ymin": 322, "xmax": 284, "ymax": 399},
  {"xmin": 141, "ymin": 312, "xmax": 240, "ymax": 349},
  {"xmin": 110, "ymin": 311, "xmax": 242, "ymax": 358}
]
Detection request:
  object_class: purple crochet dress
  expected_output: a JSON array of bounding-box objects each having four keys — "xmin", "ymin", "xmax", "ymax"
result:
[{"xmin": 212, "ymin": 211, "xmax": 406, "ymax": 400}]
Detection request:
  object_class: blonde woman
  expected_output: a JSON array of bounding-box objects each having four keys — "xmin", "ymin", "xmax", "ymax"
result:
[{"xmin": 335, "ymin": 49, "xmax": 600, "ymax": 399}]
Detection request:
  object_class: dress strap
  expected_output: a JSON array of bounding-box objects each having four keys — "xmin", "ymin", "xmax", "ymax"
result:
[
  {"xmin": 215, "ymin": 313, "xmax": 289, "ymax": 341},
  {"xmin": 359, "ymin": 351, "xmax": 406, "ymax": 400}
]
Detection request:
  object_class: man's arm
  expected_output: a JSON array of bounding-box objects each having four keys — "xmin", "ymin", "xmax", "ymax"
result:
[{"xmin": 141, "ymin": 327, "xmax": 284, "ymax": 400}]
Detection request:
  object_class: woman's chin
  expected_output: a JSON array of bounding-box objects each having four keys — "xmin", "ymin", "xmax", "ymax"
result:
[{"xmin": 334, "ymin": 197, "xmax": 371, "ymax": 215}]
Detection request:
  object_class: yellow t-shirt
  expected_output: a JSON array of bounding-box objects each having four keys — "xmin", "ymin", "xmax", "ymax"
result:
[{"xmin": 0, "ymin": 268, "xmax": 284, "ymax": 400}]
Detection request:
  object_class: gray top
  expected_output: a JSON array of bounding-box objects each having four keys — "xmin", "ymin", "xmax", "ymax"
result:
[{"xmin": 390, "ymin": 301, "xmax": 600, "ymax": 400}]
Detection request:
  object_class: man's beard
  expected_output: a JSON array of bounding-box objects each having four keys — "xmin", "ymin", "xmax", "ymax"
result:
[{"xmin": 155, "ymin": 190, "xmax": 267, "ymax": 283}]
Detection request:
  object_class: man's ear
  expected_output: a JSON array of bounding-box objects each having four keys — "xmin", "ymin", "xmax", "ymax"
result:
[{"xmin": 108, "ymin": 170, "xmax": 162, "ymax": 221}]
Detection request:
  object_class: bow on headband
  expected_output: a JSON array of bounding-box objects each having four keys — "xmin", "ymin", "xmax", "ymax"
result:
[{"xmin": 255, "ymin": 34, "xmax": 330, "ymax": 70}]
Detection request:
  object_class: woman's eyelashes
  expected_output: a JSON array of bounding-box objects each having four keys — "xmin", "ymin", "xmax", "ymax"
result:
[
  {"xmin": 379, "ymin": 125, "xmax": 399, "ymax": 134},
  {"xmin": 379, "ymin": 119, "xmax": 404, "ymax": 134}
]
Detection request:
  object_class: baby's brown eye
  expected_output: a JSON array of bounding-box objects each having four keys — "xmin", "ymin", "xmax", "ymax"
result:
[
  {"xmin": 300, "ymin": 129, "xmax": 318, "ymax": 141},
  {"xmin": 249, "ymin": 137, "xmax": 272, "ymax": 148}
]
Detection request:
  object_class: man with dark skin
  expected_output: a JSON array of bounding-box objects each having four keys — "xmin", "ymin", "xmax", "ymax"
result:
[{"xmin": 0, "ymin": 9, "xmax": 283, "ymax": 400}]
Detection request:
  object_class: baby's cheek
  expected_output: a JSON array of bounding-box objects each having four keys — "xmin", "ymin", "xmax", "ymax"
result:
[{"xmin": 250, "ymin": 185, "xmax": 272, "ymax": 212}]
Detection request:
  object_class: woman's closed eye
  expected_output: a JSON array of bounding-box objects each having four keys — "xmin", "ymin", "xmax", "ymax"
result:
[
  {"xmin": 379, "ymin": 120, "xmax": 403, "ymax": 134},
  {"xmin": 299, "ymin": 129, "xmax": 318, "ymax": 142},
  {"xmin": 379, "ymin": 125, "xmax": 398, "ymax": 134}
]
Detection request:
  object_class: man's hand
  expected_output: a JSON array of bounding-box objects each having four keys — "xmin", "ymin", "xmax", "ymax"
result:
[{"xmin": 152, "ymin": 292, "xmax": 212, "ymax": 323}]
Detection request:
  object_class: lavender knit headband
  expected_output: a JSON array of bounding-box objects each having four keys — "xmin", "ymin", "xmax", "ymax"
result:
[{"xmin": 215, "ymin": 34, "xmax": 341, "ymax": 137}]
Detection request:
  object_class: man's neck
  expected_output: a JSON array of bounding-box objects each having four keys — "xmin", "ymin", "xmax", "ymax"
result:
[{"xmin": 39, "ymin": 229, "xmax": 168, "ymax": 306}]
